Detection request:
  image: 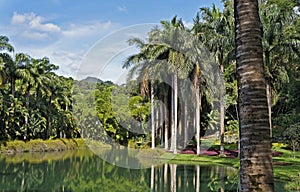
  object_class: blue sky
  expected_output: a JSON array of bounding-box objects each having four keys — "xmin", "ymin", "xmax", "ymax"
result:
[{"xmin": 0, "ymin": 0, "xmax": 223, "ymax": 82}]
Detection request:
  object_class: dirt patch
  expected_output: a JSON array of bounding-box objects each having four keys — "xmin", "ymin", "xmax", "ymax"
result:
[
  {"xmin": 273, "ymin": 161, "xmax": 293, "ymax": 166},
  {"xmin": 181, "ymin": 148, "xmax": 238, "ymax": 158},
  {"xmin": 272, "ymin": 151, "xmax": 284, "ymax": 157},
  {"xmin": 181, "ymin": 149, "xmax": 284, "ymax": 159}
]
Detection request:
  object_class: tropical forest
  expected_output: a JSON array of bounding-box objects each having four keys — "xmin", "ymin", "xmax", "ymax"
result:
[{"xmin": 0, "ymin": 0, "xmax": 299, "ymax": 191}]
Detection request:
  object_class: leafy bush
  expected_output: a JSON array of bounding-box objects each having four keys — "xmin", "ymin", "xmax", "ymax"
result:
[
  {"xmin": 282, "ymin": 123, "xmax": 300, "ymax": 152},
  {"xmin": 285, "ymin": 176, "xmax": 300, "ymax": 191}
]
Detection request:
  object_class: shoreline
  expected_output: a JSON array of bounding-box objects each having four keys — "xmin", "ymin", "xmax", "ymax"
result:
[
  {"xmin": 0, "ymin": 138, "xmax": 86, "ymax": 154},
  {"xmin": 1, "ymin": 139, "xmax": 299, "ymax": 182}
]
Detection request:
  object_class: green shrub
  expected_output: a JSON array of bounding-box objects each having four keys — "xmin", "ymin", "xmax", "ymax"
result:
[
  {"xmin": 282, "ymin": 123, "xmax": 300, "ymax": 152},
  {"xmin": 285, "ymin": 176, "xmax": 300, "ymax": 191}
]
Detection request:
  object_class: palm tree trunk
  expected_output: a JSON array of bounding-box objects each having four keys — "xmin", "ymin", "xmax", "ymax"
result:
[
  {"xmin": 220, "ymin": 64, "xmax": 225, "ymax": 156},
  {"xmin": 184, "ymin": 101, "xmax": 188, "ymax": 148},
  {"xmin": 191, "ymin": 64, "xmax": 201, "ymax": 155},
  {"xmin": 164, "ymin": 92, "xmax": 169, "ymax": 150},
  {"xmin": 266, "ymin": 82, "xmax": 272, "ymax": 137},
  {"xmin": 173, "ymin": 73, "xmax": 178, "ymax": 154},
  {"xmin": 155, "ymin": 102, "xmax": 159, "ymax": 145},
  {"xmin": 170, "ymin": 84, "xmax": 175, "ymax": 152},
  {"xmin": 151, "ymin": 82, "xmax": 155, "ymax": 149},
  {"xmin": 234, "ymin": 0, "xmax": 274, "ymax": 191},
  {"xmin": 11, "ymin": 77, "xmax": 15, "ymax": 97},
  {"xmin": 24, "ymin": 88, "xmax": 30, "ymax": 140},
  {"xmin": 160, "ymin": 99, "xmax": 164, "ymax": 147},
  {"xmin": 196, "ymin": 90, "xmax": 201, "ymax": 156}
]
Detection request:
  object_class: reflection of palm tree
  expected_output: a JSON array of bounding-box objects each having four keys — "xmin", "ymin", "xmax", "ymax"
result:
[
  {"xmin": 234, "ymin": 0, "xmax": 274, "ymax": 191},
  {"xmin": 170, "ymin": 164, "xmax": 177, "ymax": 192},
  {"xmin": 150, "ymin": 165, "xmax": 154, "ymax": 191},
  {"xmin": 196, "ymin": 165, "xmax": 200, "ymax": 192}
]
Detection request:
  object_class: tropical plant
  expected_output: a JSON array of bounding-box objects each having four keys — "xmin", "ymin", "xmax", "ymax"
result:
[
  {"xmin": 234, "ymin": 0, "xmax": 274, "ymax": 191},
  {"xmin": 193, "ymin": 1, "xmax": 235, "ymax": 156}
]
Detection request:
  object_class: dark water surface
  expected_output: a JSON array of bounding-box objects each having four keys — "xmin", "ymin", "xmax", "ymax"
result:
[{"xmin": 0, "ymin": 149, "xmax": 287, "ymax": 191}]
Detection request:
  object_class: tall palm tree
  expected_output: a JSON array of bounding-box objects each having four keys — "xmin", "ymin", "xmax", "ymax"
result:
[
  {"xmin": 123, "ymin": 37, "xmax": 160, "ymax": 148},
  {"xmin": 0, "ymin": 36, "xmax": 14, "ymax": 88},
  {"xmin": 260, "ymin": 0, "xmax": 300, "ymax": 136},
  {"xmin": 149, "ymin": 17, "xmax": 207, "ymax": 154},
  {"xmin": 193, "ymin": 3, "xmax": 235, "ymax": 155},
  {"xmin": 25, "ymin": 57, "xmax": 59, "ymax": 139},
  {"xmin": 125, "ymin": 16, "xmax": 216, "ymax": 155},
  {"xmin": 234, "ymin": 0, "xmax": 274, "ymax": 191},
  {"xmin": 16, "ymin": 53, "xmax": 34, "ymax": 139}
]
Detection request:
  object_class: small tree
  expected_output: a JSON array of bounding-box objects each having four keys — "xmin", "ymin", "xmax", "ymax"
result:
[{"xmin": 282, "ymin": 122, "xmax": 300, "ymax": 158}]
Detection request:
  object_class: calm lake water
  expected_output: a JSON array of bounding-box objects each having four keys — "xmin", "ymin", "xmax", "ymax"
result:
[{"xmin": 0, "ymin": 149, "xmax": 287, "ymax": 191}]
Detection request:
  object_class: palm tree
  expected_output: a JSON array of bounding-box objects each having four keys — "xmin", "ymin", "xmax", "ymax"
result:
[
  {"xmin": 190, "ymin": 64, "xmax": 201, "ymax": 155},
  {"xmin": 125, "ymin": 16, "xmax": 217, "ymax": 155},
  {"xmin": 25, "ymin": 57, "xmax": 60, "ymax": 139},
  {"xmin": 123, "ymin": 37, "xmax": 159, "ymax": 148},
  {"xmin": 234, "ymin": 0, "xmax": 274, "ymax": 191},
  {"xmin": 260, "ymin": 0, "xmax": 300, "ymax": 136},
  {"xmin": 0, "ymin": 36, "xmax": 14, "ymax": 88},
  {"xmin": 193, "ymin": 3, "xmax": 236, "ymax": 155},
  {"xmin": 149, "ymin": 17, "xmax": 207, "ymax": 154},
  {"xmin": 16, "ymin": 53, "xmax": 34, "ymax": 139}
]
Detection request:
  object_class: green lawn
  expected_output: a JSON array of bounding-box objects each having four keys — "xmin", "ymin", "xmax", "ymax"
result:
[{"xmin": 158, "ymin": 142, "xmax": 300, "ymax": 184}]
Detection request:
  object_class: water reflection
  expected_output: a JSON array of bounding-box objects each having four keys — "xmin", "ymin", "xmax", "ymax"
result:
[
  {"xmin": 0, "ymin": 150, "xmax": 239, "ymax": 191},
  {"xmin": 151, "ymin": 164, "xmax": 238, "ymax": 192}
]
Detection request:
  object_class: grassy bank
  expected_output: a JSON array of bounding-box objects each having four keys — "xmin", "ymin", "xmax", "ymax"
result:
[
  {"xmin": 138, "ymin": 142, "xmax": 300, "ymax": 185},
  {"xmin": 0, "ymin": 138, "xmax": 86, "ymax": 153}
]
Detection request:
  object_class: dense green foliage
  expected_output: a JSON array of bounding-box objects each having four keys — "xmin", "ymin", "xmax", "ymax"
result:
[
  {"xmin": 0, "ymin": 37, "xmax": 79, "ymax": 141},
  {"xmin": 0, "ymin": 0, "xmax": 299, "ymax": 153}
]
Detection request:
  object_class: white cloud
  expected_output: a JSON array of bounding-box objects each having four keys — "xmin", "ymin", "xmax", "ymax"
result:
[
  {"xmin": 22, "ymin": 31, "xmax": 48, "ymax": 40},
  {"xmin": 11, "ymin": 12, "xmax": 27, "ymax": 24},
  {"xmin": 5, "ymin": 12, "xmax": 155, "ymax": 82},
  {"xmin": 76, "ymin": 24, "xmax": 155, "ymax": 82},
  {"xmin": 182, "ymin": 20, "xmax": 194, "ymax": 29},
  {"xmin": 62, "ymin": 21, "xmax": 113, "ymax": 37},
  {"xmin": 11, "ymin": 12, "xmax": 61, "ymax": 32},
  {"xmin": 117, "ymin": 6, "xmax": 128, "ymax": 13},
  {"xmin": 10, "ymin": 18, "xmax": 124, "ymax": 79}
]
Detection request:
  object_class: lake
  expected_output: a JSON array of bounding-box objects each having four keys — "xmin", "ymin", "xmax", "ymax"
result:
[{"xmin": 0, "ymin": 149, "xmax": 287, "ymax": 191}]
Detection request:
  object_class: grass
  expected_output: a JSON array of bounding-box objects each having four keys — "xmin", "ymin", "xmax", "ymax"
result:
[
  {"xmin": 155, "ymin": 141, "xmax": 300, "ymax": 185},
  {"xmin": 272, "ymin": 147, "xmax": 300, "ymax": 181},
  {"xmin": 0, "ymin": 138, "xmax": 87, "ymax": 153},
  {"xmin": 167, "ymin": 153, "xmax": 239, "ymax": 166}
]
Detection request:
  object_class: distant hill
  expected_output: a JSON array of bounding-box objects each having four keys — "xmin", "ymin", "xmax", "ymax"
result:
[
  {"xmin": 78, "ymin": 77, "xmax": 114, "ymax": 86},
  {"xmin": 80, "ymin": 76, "xmax": 103, "ymax": 83}
]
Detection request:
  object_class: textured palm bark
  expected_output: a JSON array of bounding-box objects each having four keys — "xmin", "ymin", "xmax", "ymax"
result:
[
  {"xmin": 173, "ymin": 73, "xmax": 178, "ymax": 154},
  {"xmin": 220, "ymin": 65, "xmax": 225, "ymax": 156},
  {"xmin": 234, "ymin": 0, "xmax": 274, "ymax": 191},
  {"xmin": 191, "ymin": 64, "xmax": 201, "ymax": 156},
  {"xmin": 164, "ymin": 92, "xmax": 169, "ymax": 150},
  {"xmin": 151, "ymin": 82, "xmax": 155, "ymax": 149}
]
